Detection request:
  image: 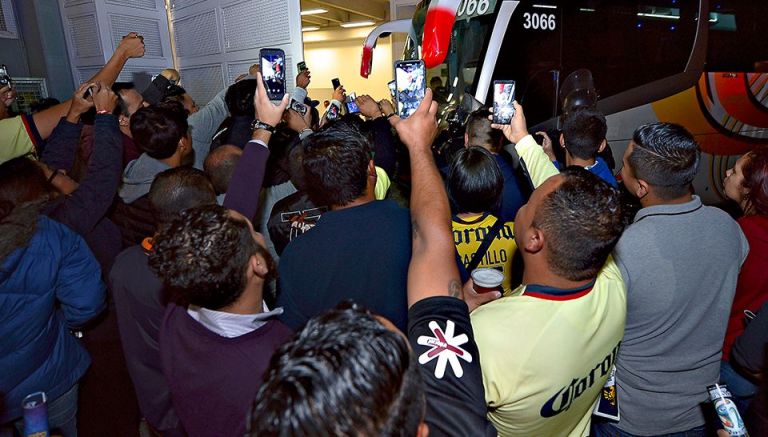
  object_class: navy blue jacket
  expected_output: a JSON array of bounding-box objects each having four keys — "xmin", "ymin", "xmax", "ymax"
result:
[{"xmin": 0, "ymin": 217, "xmax": 106, "ymax": 422}]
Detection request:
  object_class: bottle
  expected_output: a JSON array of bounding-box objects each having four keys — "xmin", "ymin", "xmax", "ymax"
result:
[
  {"xmin": 708, "ymin": 384, "xmax": 749, "ymax": 437},
  {"xmin": 22, "ymin": 391, "xmax": 49, "ymax": 437}
]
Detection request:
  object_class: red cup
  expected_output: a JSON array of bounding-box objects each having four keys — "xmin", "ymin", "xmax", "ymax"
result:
[{"xmin": 471, "ymin": 268, "xmax": 504, "ymax": 293}]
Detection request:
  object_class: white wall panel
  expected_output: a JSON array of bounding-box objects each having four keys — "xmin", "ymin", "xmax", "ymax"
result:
[
  {"xmin": 171, "ymin": 0, "xmax": 303, "ymax": 105},
  {"xmin": 59, "ymin": 0, "xmax": 174, "ymax": 91}
]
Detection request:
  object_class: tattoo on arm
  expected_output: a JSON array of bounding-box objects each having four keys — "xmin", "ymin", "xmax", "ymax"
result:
[{"xmin": 449, "ymin": 280, "xmax": 462, "ymax": 299}]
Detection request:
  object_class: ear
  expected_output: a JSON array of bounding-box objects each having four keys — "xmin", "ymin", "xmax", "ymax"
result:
[
  {"xmin": 249, "ymin": 253, "xmax": 269, "ymax": 279},
  {"xmin": 635, "ymin": 178, "xmax": 650, "ymax": 199},
  {"xmin": 522, "ymin": 226, "xmax": 545, "ymax": 255},
  {"xmin": 464, "ymin": 132, "xmax": 469, "ymax": 147},
  {"xmin": 559, "ymin": 133, "xmax": 566, "ymax": 149},
  {"xmin": 368, "ymin": 159, "xmax": 376, "ymax": 178},
  {"xmin": 597, "ymin": 139, "xmax": 607, "ymax": 153}
]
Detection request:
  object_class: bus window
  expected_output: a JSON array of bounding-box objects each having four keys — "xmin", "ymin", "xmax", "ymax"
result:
[
  {"xmin": 489, "ymin": 1, "xmax": 563, "ymax": 127},
  {"xmin": 707, "ymin": 1, "xmax": 768, "ymax": 72},
  {"xmin": 561, "ymin": 1, "xmax": 698, "ymax": 102}
]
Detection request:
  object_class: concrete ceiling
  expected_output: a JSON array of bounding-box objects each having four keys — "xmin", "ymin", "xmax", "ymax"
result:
[{"xmin": 300, "ymin": 0, "xmax": 390, "ymax": 30}]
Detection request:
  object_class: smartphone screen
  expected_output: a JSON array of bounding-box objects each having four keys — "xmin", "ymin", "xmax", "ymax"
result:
[
  {"xmin": 297, "ymin": 61, "xmax": 307, "ymax": 73},
  {"xmin": 290, "ymin": 99, "xmax": 307, "ymax": 116},
  {"xmin": 387, "ymin": 80, "xmax": 396, "ymax": 99},
  {"xmin": 331, "ymin": 78, "xmax": 341, "ymax": 90},
  {"xmin": 493, "ymin": 80, "xmax": 516, "ymax": 124},
  {"xmin": 346, "ymin": 94, "xmax": 360, "ymax": 114},
  {"xmin": 260, "ymin": 48, "xmax": 286, "ymax": 100},
  {"xmin": 395, "ymin": 60, "xmax": 426, "ymax": 118}
]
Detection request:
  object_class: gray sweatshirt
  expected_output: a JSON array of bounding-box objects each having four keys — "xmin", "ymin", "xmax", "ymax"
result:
[{"xmin": 613, "ymin": 196, "xmax": 749, "ymax": 435}]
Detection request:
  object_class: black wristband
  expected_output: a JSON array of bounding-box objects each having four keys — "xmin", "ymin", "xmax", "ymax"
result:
[{"xmin": 251, "ymin": 119, "xmax": 276, "ymax": 133}]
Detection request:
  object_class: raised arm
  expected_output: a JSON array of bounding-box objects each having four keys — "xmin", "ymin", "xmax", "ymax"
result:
[
  {"xmin": 388, "ymin": 89, "xmax": 461, "ymax": 306},
  {"xmin": 51, "ymin": 84, "xmax": 122, "ymax": 235},
  {"xmin": 223, "ymin": 73, "xmax": 290, "ymax": 218},
  {"xmin": 32, "ymin": 33, "xmax": 145, "ymax": 140},
  {"xmin": 494, "ymin": 102, "xmax": 559, "ymax": 189},
  {"xmin": 41, "ymin": 83, "xmax": 94, "ymax": 172}
]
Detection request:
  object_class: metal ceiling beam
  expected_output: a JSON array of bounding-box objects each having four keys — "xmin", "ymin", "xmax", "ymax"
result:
[{"xmin": 306, "ymin": 0, "xmax": 387, "ymax": 21}]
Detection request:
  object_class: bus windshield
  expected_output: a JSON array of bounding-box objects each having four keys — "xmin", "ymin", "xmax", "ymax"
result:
[{"xmin": 403, "ymin": 1, "xmax": 498, "ymax": 117}]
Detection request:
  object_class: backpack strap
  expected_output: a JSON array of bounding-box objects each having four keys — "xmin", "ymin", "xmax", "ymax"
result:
[{"xmin": 455, "ymin": 215, "xmax": 507, "ymax": 281}]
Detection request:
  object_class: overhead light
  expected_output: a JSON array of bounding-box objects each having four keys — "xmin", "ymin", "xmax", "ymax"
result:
[
  {"xmin": 340, "ymin": 20, "xmax": 376, "ymax": 28},
  {"xmin": 532, "ymin": 4, "xmax": 557, "ymax": 9},
  {"xmin": 301, "ymin": 8, "xmax": 327, "ymax": 15},
  {"xmin": 637, "ymin": 12, "xmax": 679, "ymax": 20},
  {"xmin": 302, "ymin": 26, "xmax": 320, "ymax": 32}
]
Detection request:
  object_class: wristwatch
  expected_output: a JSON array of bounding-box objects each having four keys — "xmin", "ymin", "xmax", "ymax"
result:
[{"xmin": 251, "ymin": 119, "xmax": 276, "ymax": 134}]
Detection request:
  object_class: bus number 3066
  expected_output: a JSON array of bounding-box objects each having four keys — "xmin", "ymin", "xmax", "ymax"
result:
[{"xmin": 523, "ymin": 12, "xmax": 556, "ymax": 30}]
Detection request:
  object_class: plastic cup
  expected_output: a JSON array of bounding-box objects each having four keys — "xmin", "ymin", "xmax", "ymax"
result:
[{"xmin": 471, "ymin": 268, "xmax": 504, "ymax": 294}]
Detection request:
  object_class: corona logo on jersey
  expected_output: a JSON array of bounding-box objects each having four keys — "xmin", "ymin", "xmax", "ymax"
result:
[
  {"xmin": 422, "ymin": 0, "xmax": 461, "ymax": 68},
  {"xmin": 539, "ymin": 342, "xmax": 620, "ymax": 418}
]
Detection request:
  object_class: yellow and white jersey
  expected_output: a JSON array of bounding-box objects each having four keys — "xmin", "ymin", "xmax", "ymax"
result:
[
  {"xmin": 471, "ymin": 257, "xmax": 626, "ymax": 437},
  {"xmin": 452, "ymin": 213, "xmax": 516, "ymax": 295}
]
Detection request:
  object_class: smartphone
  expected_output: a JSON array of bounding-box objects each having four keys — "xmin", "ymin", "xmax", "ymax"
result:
[
  {"xmin": 0, "ymin": 65, "xmax": 12, "ymax": 89},
  {"xmin": 297, "ymin": 61, "xmax": 308, "ymax": 73},
  {"xmin": 326, "ymin": 103, "xmax": 340, "ymax": 121},
  {"xmin": 290, "ymin": 99, "xmax": 308, "ymax": 116},
  {"xmin": 83, "ymin": 86, "xmax": 94, "ymax": 99},
  {"xmin": 492, "ymin": 80, "xmax": 516, "ymax": 124},
  {"xmin": 387, "ymin": 80, "xmax": 396, "ymax": 99},
  {"xmin": 346, "ymin": 93, "xmax": 360, "ymax": 114},
  {"xmin": 260, "ymin": 48, "xmax": 286, "ymax": 100},
  {"xmin": 331, "ymin": 77, "xmax": 341, "ymax": 90},
  {"xmin": 394, "ymin": 60, "xmax": 426, "ymax": 118}
]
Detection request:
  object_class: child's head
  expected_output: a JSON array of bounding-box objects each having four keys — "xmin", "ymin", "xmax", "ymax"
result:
[{"xmin": 561, "ymin": 108, "xmax": 607, "ymax": 160}]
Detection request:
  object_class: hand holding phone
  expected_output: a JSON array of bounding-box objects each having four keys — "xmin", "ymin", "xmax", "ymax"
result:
[
  {"xmin": 298, "ymin": 61, "xmax": 308, "ymax": 73},
  {"xmin": 290, "ymin": 99, "xmax": 308, "ymax": 116},
  {"xmin": 394, "ymin": 60, "xmax": 426, "ymax": 119},
  {"xmin": 492, "ymin": 80, "xmax": 516, "ymax": 125},
  {"xmin": 0, "ymin": 65, "xmax": 13, "ymax": 90},
  {"xmin": 346, "ymin": 92, "xmax": 360, "ymax": 114},
  {"xmin": 260, "ymin": 48, "xmax": 287, "ymax": 100}
]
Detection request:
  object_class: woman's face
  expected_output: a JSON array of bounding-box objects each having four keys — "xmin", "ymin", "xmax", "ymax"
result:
[{"xmin": 724, "ymin": 154, "xmax": 750, "ymax": 206}]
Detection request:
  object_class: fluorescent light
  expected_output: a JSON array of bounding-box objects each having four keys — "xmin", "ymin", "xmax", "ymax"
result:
[
  {"xmin": 533, "ymin": 4, "xmax": 557, "ymax": 9},
  {"xmin": 637, "ymin": 12, "xmax": 679, "ymax": 20},
  {"xmin": 301, "ymin": 8, "xmax": 327, "ymax": 15},
  {"xmin": 340, "ymin": 20, "xmax": 376, "ymax": 28},
  {"xmin": 302, "ymin": 26, "xmax": 320, "ymax": 32},
  {"xmin": 579, "ymin": 8, "xmax": 595, "ymax": 12}
]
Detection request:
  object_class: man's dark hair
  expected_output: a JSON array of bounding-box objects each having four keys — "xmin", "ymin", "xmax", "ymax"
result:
[
  {"xmin": 448, "ymin": 146, "xmax": 503, "ymax": 214},
  {"xmin": 249, "ymin": 303, "xmax": 425, "ymax": 437},
  {"xmin": 302, "ymin": 120, "xmax": 373, "ymax": 207},
  {"xmin": 148, "ymin": 167, "xmax": 217, "ymax": 225},
  {"xmin": 534, "ymin": 167, "xmax": 627, "ymax": 281},
  {"xmin": 148, "ymin": 205, "xmax": 274, "ymax": 310},
  {"xmin": 130, "ymin": 101, "xmax": 189, "ymax": 160},
  {"xmin": 112, "ymin": 82, "xmax": 136, "ymax": 117},
  {"xmin": 628, "ymin": 122, "xmax": 700, "ymax": 199},
  {"xmin": 465, "ymin": 109, "xmax": 501, "ymax": 152},
  {"xmin": 225, "ymin": 79, "xmax": 256, "ymax": 118},
  {"xmin": 562, "ymin": 108, "xmax": 607, "ymax": 160},
  {"xmin": 203, "ymin": 145, "xmax": 242, "ymax": 195}
]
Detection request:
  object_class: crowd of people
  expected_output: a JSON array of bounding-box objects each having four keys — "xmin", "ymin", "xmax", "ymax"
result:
[{"xmin": 1, "ymin": 31, "xmax": 767, "ymax": 437}]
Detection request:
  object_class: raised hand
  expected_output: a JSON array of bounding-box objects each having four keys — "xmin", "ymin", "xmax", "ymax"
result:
[
  {"xmin": 93, "ymin": 82, "xmax": 118, "ymax": 114},
  {"xmin": 332, "ymin": 85, "xmax": 346, "ymax": 103},
  {"xmin": 355, "ymin": 94, "xmax": 380, "ymax": 119},
  {"xmin": 491, "ymin": 101, "xmax": 529, "ymax": 144},
  {"xmin": 379, "ymin": 98, "xmax": 395, "ymax": 116},
  {"xmin": 283, "ymin": 103, "xmax": 312, "ymax": 133},
  {"xmin": 296, "ymin": 70, "xmax": 311, "ymax": 89},
  {"xmin": 535, "ymin": 130, "xmax": 557, "ymax": 161},
  {"xmin": 66, "ymin": 83, "xmax": 96, "ymax": 123},
  {"xmin": 116, "ymin": 32, "xmax": 145, "ymax": 59},
  {"xmin": 254, "ymin": 72, "xmax": 290, "ymax": 127},
  {"xmin": 0, "ymin": 86, "xmax": 16, "ymax": 108},
  {"xmin": 389, "ymin": 88, "xmax": 438, "ymax": 154}
]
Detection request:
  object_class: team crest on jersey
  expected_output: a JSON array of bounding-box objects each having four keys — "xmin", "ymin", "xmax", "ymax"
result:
[{"xmin": 417, "ymin": 320, "xmax": 472, "ymax": 379}]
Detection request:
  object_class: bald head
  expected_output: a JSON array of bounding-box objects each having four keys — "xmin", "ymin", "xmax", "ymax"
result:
[{"xmin": 204, "ymin": 145, "xmax": 243, "ymax": 195}]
